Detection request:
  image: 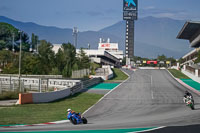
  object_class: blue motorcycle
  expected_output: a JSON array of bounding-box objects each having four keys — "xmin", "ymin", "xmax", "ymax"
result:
[{"xmin": 68, "ymin": 112, "xmax": 87, "ymax": 125}]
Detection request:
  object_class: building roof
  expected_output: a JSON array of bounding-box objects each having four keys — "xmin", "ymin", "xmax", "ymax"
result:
[
  {"xmin": 177, "ymin": 21, "xmax": 200, "ymax": 47},
  {"xmin": 182, "ymin": 49, "xmax": 197, "ymax": 59}
]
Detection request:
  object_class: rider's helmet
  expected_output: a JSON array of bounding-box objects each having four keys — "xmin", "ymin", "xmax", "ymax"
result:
[
  {"xmin": 185, "ymin": 91, "xmax": 189, "ymax": 95},
  {"xmin": 67, "ymin": 109, "xmax": 72, "ymax": 112}
]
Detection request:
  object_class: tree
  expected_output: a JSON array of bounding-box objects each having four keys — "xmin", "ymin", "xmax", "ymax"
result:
[
  {"xmin": 55, "ymin": 48, "xmax": 65, "ymax": 74},
  {"xmin": 31, "ymin": 33, "xmax": 39, "ymax": 51},
  {"xmin": 77, "ymin": 48, "xmax": 90, "ymax": 69},
  {"xmin": 167, "ymin": 57, "xmax": 176, "ymax": 66},
  {"xmin": 0, "ymin": 50, "xmax": 18, "ymax": 74},
  {"xmin": 37, "ymin": 40, "xmax": 55, "ymax": 74},
  {"xmin": 21, "ymin": 52, "xmax": 40, "ymax": 74},
  {"xmin": 157, "ymin": 54, "xmax": 167, "ymax": 61},
  {"xmin": 21, "ymin": 32, "xmax": 30, "ymax": 52},
  {"xmin": 61, "ymin": 43, "xmax": 76, "ymax": 77},
  {"xmin": 0, "ymin": 22, "xmax": 19, "ymax": 50}
]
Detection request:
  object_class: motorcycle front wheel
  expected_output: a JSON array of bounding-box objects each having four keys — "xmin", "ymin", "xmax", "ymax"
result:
[{"xmin": 70, "ymin": 118, "xmax": 77, "ymax": 125}]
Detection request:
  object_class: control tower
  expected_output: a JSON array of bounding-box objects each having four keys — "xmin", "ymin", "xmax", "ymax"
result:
[{"xmin": 123, "ymin": 0, "xmax": 138, "ymax": 64}]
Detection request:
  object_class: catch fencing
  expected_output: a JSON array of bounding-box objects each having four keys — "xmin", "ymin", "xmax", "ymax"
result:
[
  {"xmin": 71, "ymin": 69, "xmax": 90, "ymax": 78},
  {"xmin": 19, "ymin": 77, "xmax": 102, "ymax": 104},
  {"xmin": 0, "ymin": 76, "xmax": 80, "ymax": 94}
]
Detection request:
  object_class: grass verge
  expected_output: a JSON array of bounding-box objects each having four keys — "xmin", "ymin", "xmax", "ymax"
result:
[
  {"xmin": 168, "ymin": 69, "xmax": 190, "ymax": 79},
  {"xmin": 105, "ymin": 68, "xmax": 128, "ymax": 82},
  {"xmin": 0, "ymin": 92, "xmax": 103, "ymax": 125},
  {"xmin": 0, "ymin": 91, "xmax": 19, "ymax": 100}
]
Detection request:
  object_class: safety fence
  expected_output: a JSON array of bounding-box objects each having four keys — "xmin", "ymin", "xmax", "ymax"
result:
[
  {"xmin": 71, "ymin": 69, "xmax": 90, "ymax": 78},
  {"xmin": 0, "ymin": 74, "xmax": 62, "ymax": 79},
  {"xmin": 19, "ymin": 77, "xmax": 102, "ymax": 104},
  {"xmin": 0, "ymin": 76, "xmax": 80, "ymax": 94}
]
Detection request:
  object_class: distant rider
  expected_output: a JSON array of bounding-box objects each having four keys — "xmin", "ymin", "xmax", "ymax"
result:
[{"xmin": 183, "ymin": 91, "xmax": 194, "ymax": 103}]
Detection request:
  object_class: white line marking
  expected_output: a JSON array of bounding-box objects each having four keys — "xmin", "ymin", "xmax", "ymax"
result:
[
  {"xmin": 151, "ymin": 90, "xmax": 154, "ymax": 100},
  {"xmin": 82, "ymin": 69, "xmax": 130, "ymax": 116},
  {"xmin": 127, "ymin": 126, "xmax": 166, "ymax": 133},
  {"xmin": 150, "ymin": 75, "xmax": 154, "ymax": 100}
]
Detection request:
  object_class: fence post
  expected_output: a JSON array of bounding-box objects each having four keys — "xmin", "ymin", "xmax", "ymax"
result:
[
  {"xmin": 0, "ymin": 79, "xmax": 2, "ymax": 94},
  {"xmin": 195, "ymin": 69, "xmax": 198, "ymax": 77},
  {"xmin": 81, "ymin": 81, "xmax": 83, "ymax": 89},
  {"xmin": 47, "ymin": 79, "xmax": 49, "ymax": 92},
  {"xmin": 13, "ymin": 79, "xmax": 15, "ymax": 90},
  {"xmin": 10, "ymin": 76, "xmax": 12, "ymax": 91},
  {"xmin": 39, "ymin": 79, "xmax": 42, "ymax": 93},
  {"xmin": 22, "ymin": 79, "xmax": 24, "ymax": 93}
]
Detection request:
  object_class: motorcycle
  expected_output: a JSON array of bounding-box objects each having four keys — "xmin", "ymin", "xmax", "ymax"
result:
[
  {"xmin": 68, "ymin": 113, "xmax": 87, "ymax": 125},
  {"xmin": 185, "ymin": 96, "xmax": 195, "ymax": 110}
]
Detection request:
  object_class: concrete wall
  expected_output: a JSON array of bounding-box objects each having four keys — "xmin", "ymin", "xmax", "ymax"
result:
[
  {"xmin": 32, "ymin": 88, "xmax": 71, "ymax": 103},
  {"xmin": 19, "ymin": 78, "xmax": 102, "ymax": 104},
  {"xmin": 90, "ymin": 66, "xmax": 113, "ymax": 80},
  {"xmin": 181, "ymin": 69, "xmax": 200, "ymax": 83}
]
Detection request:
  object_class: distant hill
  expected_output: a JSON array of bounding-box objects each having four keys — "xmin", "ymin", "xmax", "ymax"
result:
[
  {"xmin": 100, "ymin": 16, "xmax": 192, "ymax": 58},
  {"xmin": 0, "ymin": 16, "xmax": 192, "ymax": 58}
]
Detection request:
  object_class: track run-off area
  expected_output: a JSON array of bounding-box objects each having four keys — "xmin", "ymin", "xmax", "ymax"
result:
[{"xmin": 1, "ymin": 69, "xmax": 200, "ymax": 133}]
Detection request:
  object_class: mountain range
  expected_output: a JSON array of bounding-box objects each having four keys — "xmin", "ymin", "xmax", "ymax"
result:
[{"xmin": 0, "ymin": 16, "xmax": 192, "ymax": 58}]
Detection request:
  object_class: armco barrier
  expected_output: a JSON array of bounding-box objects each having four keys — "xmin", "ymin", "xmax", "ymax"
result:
[{"xmin": 19, "ymin": 78, "xmax": 102, "ymax": 104}]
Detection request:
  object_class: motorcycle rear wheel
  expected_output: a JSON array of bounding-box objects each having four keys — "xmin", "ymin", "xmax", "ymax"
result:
[
  {"xmin": 190, "ymin": 105, "xmax": 195, "ymax": 110},
  {"xmin": 82, "ymin": 117, "xmax": 88, "ymax": 124}
]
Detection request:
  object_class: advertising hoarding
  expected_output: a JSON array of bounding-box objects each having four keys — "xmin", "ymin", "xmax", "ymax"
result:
[
  {"xmin": 123, "ymin": 0, "xmax": 138, "ymax": 11},
  {"xmin": 123, "ymin": 0, "xmax": 138, "ymax": 20},
  {"xmin": 98, "ymin": 43, "xmax": 118, "ymax": 50}
]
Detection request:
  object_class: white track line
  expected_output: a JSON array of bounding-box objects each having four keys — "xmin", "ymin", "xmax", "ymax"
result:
[
  {"xmin": 128, "ymin": 126, "xmax": 166, "ymax": 133},
  {"xmin": 82, "ymin": 69, "xmax": 131, "ymax": 116}
]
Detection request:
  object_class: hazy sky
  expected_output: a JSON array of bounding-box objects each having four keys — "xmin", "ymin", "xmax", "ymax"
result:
[{"xmin": 0, "ymin": 0, "xmax": 200, "ymax": 31}]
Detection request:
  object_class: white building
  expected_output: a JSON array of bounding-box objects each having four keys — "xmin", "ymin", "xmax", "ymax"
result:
[
  {"xmin": 98, "ymin": 38, "xmax": 124, "ymax": 61},
  {"xmin": 52, "ymin": 38, "xmax": 123, "ymax": 67}
]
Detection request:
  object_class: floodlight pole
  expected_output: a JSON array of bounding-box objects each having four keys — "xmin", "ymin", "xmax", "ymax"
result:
[
  {"xmin": 73, "ymin": 27, "xmax": 78, "ymax": 48},
  {"xmin": 18, "ymin": 31, "xmax": 22, "ymax": 92},
  {"xmin": 12, "ymin": 33, "xmax": 15, "ymax": 52}
]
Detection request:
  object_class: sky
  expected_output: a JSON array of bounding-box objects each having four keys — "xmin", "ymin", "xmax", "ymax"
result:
[{"xmin": 0, "ymin": 0, "xmax": 200, "ymax": 31}]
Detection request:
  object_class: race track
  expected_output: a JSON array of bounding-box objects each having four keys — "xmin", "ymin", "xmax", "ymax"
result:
[{"xmin": 1, "ymin": 69, "xmax": 200, "ymax": 132}]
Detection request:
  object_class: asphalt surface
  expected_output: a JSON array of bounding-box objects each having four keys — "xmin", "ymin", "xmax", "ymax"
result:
[{"xmin": 1, "ymin": 69, "xmax": 200, "ymax": 132}]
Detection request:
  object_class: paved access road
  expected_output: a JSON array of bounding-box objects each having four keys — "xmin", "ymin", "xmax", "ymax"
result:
[{"xmin": 1, "ymin": 69, "xmax": 200, "ymax": 132}]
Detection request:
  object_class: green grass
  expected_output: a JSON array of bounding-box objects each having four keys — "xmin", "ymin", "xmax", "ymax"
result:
[
  {"xmin": 168, "ymin": 69, "xmax": 190, "ymax": 79},
  {"xmin": 106, "ymin": 68, "xmax": 128, "ymax": 82},
  {"xmin": 0, "ymin": 91, "xmax": 19, "ymax": 100},
  {"xmin": 0, "ymin": 92, "xmax": 103, "ymax": 125}
]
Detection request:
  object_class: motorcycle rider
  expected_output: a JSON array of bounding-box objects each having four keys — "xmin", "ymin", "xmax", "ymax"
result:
[
  {"xmin": 67, "ymin": 109, "xmax": 80, "ymax": 120},
  {"xmin": 67, "ymin": 109, "xmax": 75, "ymax": 119},
  {"xmin": 183, "ymin": 91, "xmax": 194, "ymax": 103}
]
